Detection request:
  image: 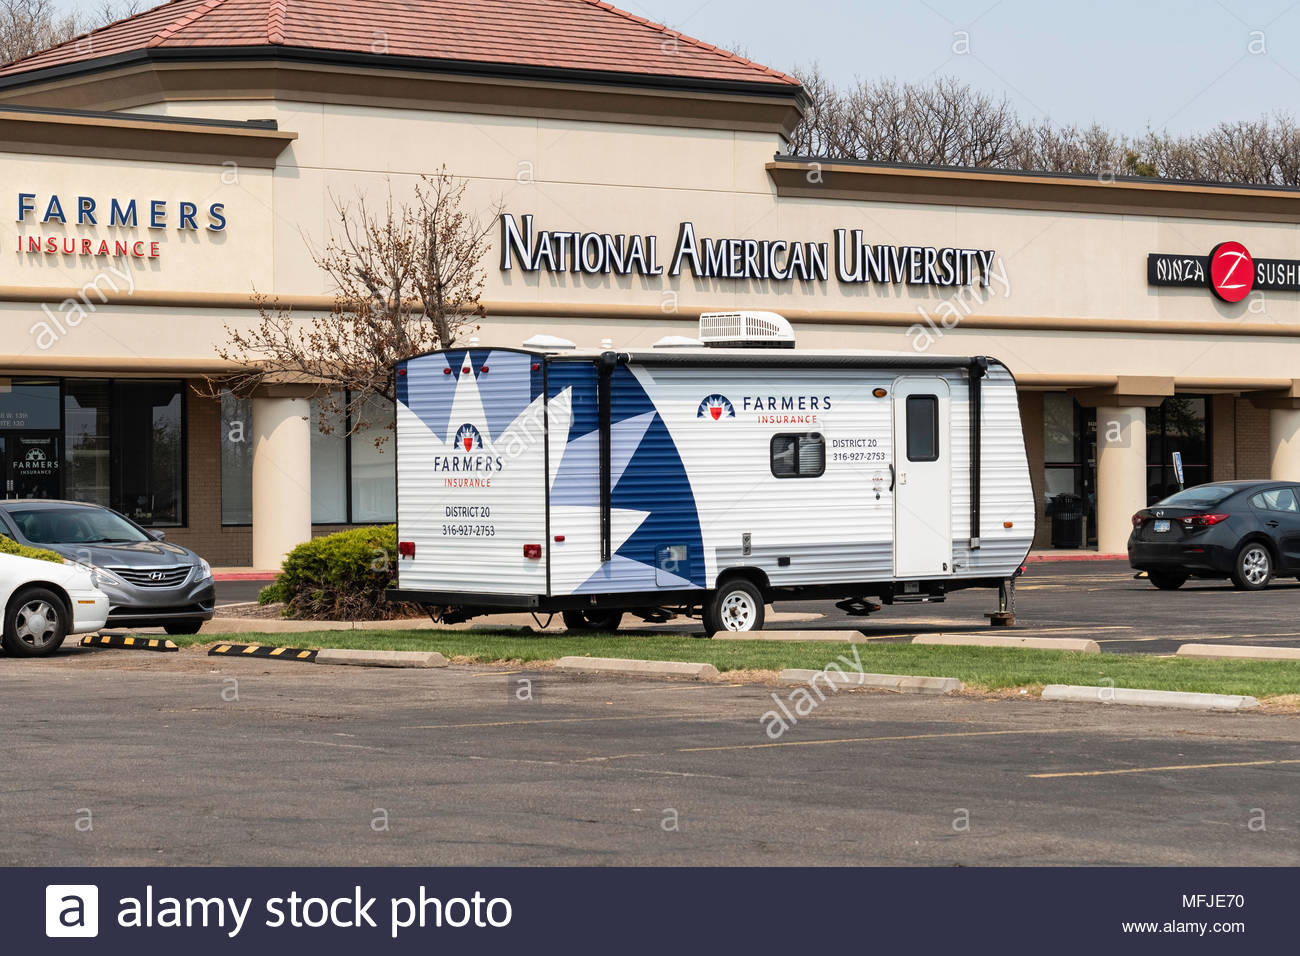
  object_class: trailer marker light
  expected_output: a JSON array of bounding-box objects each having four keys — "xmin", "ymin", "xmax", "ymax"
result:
[
  {"xmin": 443, "ymin": 368, "xmax": 452, "ymax": 375},
  {"xmin": 523, "ymin": 544, "xmax": 543, "ymax": 559},
  {"xmin": 1003, "ymin": 521, "xmax": 1014, "ymax": 528},
  {"xmin": 532, "ymin": 363, "xmax": 540, "ymax": 371},
  {"xmin": 554, "ymin": 535, "xmax": 565, "ymax": 543},
  {"xmin": 480, "ymin": 365, "xmax": 490, "ymax": 373},
  {"xmin": 873, "ymin": 388, "xmax": 888, "ymax": 398},
  {"xmin": 398, "ymin": 541, "xmax": 416, "ymax": 558},
  {"xmin": 397, "ymin": 368, "xmax": 407, "ymax": 376},
  {"xmin": 462, "ymin": 366, "xmax": 471, "ymax": 373}
]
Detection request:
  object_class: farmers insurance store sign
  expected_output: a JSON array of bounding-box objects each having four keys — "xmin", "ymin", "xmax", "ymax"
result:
[
  {"xmin": 14, "ymin": 191, "xmax": 229, "ymax": 260},
  {"xmin": 500, "ymin": 214, "xmax": 1000, "ymax": 287},
  {"xmin": 1148, "ymin": 241, "xmax": 1300, "ymax": 303}
]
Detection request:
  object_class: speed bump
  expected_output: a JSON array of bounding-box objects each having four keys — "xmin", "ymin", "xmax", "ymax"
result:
[
  {"xmin": 81, "ymin": 634, "xmax": 178, "ymax": 652},
  {"xmin": 208, "ymin": 643, "xmax": 317, "ymax": 662}
]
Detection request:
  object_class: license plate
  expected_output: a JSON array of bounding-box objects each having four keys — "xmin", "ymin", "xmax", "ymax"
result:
[{"xmin": 1153, "ymin": 519, "xmax": 1171, "ymax": 533}]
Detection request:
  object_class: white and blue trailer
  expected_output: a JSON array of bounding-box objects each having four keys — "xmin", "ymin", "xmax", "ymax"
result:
[{"xmin": 387, "ymin": 313, "xmax": 1035, "ymax": 634}]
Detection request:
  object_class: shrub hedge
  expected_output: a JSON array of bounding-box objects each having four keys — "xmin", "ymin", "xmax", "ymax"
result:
[
  {"xmin": 0, "ymin": 536, "xmax": 66, "ymax": 564},
  {"xmin": 260, "ymin": 525, "xmax": 416, "ymax": 621}
]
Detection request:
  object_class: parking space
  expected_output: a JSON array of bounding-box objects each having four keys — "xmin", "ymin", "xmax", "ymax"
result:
[{"xmin": 0, "ymin": 655, "xmax": 1295, "ymax": 866}]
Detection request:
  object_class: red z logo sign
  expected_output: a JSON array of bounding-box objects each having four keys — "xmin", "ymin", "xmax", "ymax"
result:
[{"xmin": 1209, "ymin": 241, "xmax": 1254, "ymax": 303}]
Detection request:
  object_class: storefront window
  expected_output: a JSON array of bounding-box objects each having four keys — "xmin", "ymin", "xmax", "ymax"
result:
[
  {"xmin": 311, "ymin": 400, "xmax": 348, "ymax": 524},
  {"xmin": 113, "ymin": 382, "xmax": 184, "ymax": 526},
  {"xmin": 219, "ymin": 392, "xmax": 393, "ymax": 526},
  {"xmin": 1147, "ymin": 395, "xmax": 1210, "ymax": 503},
  {"xmin": 65, "ymin": 381, "xmax": 111, "ymax": 507},
  {"xmin": 349, "ymin": 394, "xmax": 396, "ymax": 523},
  {"xmin": 0, "ymin": 378, "xmax": 60, "ymax": 430},
  {"xmin": 220, "ymin": 392, "xmax": 254, "ymax": 524},
  {"xmin": 1043, "ymin": 393, "xmax": 1081, "ymax": 502}
]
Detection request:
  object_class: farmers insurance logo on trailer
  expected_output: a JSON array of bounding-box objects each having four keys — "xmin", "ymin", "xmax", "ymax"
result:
[
  {"xmin": 1148, "ymin": 241, "xmax": 1300, "ymax": 303},
  {"xmin": 697, "ymin": 395, "xmax": 735, "ymax": 420},
  {"xmin": 433, "ymin": 422, "xmax": 503, "ymax": 473},
  {"xmin": 454, "ymin": 423, "xmax": 484, "ymax": 452}
]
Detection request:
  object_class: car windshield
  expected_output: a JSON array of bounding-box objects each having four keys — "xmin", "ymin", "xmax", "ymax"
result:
[
  {"xmin": 1155, "ymin": 485, "xmax": 1237, "ymax": 509},
  {"xmin": 10, "ymin": 507, "xmax": 150, "ymax": 545}
]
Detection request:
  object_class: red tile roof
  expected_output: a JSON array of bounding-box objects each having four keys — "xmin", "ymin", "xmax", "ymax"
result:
[{"xmin": 0, "ymin": 0, "xmax": 800, "ymax": 88}]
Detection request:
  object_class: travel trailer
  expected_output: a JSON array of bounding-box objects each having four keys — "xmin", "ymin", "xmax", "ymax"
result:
[{"xmin": 387, "ymin": 313, "xmax": 1034, "ymax": 634}]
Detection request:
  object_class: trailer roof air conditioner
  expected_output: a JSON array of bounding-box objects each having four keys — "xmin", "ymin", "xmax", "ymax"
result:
[{"xmin": 698, "ymin": 311, "xmax": 795, "ymax": 349}]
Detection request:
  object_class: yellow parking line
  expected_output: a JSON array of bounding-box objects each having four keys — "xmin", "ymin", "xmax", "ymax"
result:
[
  {"xmin": 1030, "ymin": 758, "xmax": 1300, "ymax": 779},
  {"xmin": 680, "ymin": 728, "xmax": 1072, "ymax": 753}
]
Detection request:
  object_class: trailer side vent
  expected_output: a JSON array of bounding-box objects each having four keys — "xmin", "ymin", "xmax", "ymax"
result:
[{"xmin": 699, "ymin": 311, "xmax": 795, "ymax": 349}]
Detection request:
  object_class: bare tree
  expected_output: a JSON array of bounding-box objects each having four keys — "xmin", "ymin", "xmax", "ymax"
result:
[
  {"xmin": 2, "ymin": 0, "xmax": 139, "ymax": 65},
  {"xmin": 205, "ymin": 169, "xmax": 499, "ymax": 440},
  {"xmin": 787, "ymin": 66, "xmax": 1300, "ymax": 186}
]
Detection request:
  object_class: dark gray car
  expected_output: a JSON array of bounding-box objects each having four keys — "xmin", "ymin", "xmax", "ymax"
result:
[{"xmin": 0, "ymin": 500, "xmax": 214, "ymax": 634}]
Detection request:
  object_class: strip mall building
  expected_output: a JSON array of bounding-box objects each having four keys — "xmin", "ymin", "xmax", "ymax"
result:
[{"xmin": 2, "ymin": 0, "xmax": 1300, "ymax": 567}]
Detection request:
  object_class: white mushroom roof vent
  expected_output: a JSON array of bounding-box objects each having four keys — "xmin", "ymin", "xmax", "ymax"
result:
[
  {"xmin": 522, "ymin": 333, "xmax": 576, "ymax": 351},
  {"xmin": 698, "ymin": 311, "xmax": 795, "ymax": 349}
]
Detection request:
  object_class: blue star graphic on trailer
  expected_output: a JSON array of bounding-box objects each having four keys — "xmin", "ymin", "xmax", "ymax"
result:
[
  {"xmin": 454, "ymin": 423, "xmax": 484, "ymax": 452},
  {"xmin": 697, "ymin": 394, "xmax": 734, "ymax": 420}
]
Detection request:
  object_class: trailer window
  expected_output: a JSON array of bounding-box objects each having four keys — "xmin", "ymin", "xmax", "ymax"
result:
[
  {"xmin": 906, "ymin": 395, "xmax": 939, "ymax": 462},
  {"xmin": 771, "ymin": 433, "xmax": 825, "ymax": 479}
]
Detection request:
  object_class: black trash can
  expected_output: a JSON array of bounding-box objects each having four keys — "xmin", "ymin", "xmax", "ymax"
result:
[{"xmin": 1050, "ymin": 493, "xmax": 1084, "ymax": 549}]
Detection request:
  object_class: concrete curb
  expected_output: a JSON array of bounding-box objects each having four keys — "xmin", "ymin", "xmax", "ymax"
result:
[
  {"xmin": 1176, "ymin": 643, "xmax": 1300, "ymax": 661},
  {"xmin": 315, "ymin": 648, "xmax": 448, "ymax": 668},
  {"xmin": 912, "ymin": 634, "xmax": 1100, "ymax": 653},
  {"xmin": 778, "ymin": 668, "xmax": 963, "ymax": 695},
  {"xmin": 713, "ymin": 629, "xmax": 873, "ymax": 642},
  {"xmin": 555, "ymin": 656, "xmax": 719, "ymax": 680},
  {"xmin": 1041, "ymin": 684, "xmax": 1259, "ymax": 711}
]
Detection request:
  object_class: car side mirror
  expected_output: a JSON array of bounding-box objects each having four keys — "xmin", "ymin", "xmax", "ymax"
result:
[{"xmin": 148, "ymin": 529, "xmax": 167, "ymax": 542}]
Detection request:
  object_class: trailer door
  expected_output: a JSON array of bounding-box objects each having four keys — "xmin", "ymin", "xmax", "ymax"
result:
[{"xmin": 892, "ymin": 377, "xmax": 952, "ymax": 577}]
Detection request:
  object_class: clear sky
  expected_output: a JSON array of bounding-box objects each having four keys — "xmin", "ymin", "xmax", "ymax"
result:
[
  {"xmin": 630, "ymin": 0, "xmax": 1300, "ymax": 136},
  {"xmin": 56, "ymin": 0, "xmax": 1300, "ymax": 136}
]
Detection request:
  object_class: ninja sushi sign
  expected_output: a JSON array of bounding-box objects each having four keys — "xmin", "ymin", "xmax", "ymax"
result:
[
  {"xmin": 1148, "ymin": 241, "xmax": 1300, "ymax": 303},
  {"xmin": 500, "ymin": 213, "xmax": 1000, "ymax": 287}
]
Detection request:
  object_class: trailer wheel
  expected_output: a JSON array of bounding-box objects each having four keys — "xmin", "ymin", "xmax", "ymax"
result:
[
  {"xmin": 703, "ymin": 579, "xmax": 765, "ymax": 636},
  {"xmin": 562, "ymin": 609, "xmax": 624, "ymax": 633}
]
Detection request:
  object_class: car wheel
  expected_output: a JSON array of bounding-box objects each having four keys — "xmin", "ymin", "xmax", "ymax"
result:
[
  {"xmin": 164, "ymin": 622, "xmax": 204, "ymax": 636},
  {"xmin": 561, "ymin": 609, "xmax": 624, "ymax": 633},
  {"xmin": 2, "ymin": 587, "xmax": 69, "ymax": 658},
  {"xmin": 703, "ymin": 579, "xmax": 765, "ymax": 637},
  {"xmin": 1231, "ymin": 542, "xmax": 1273, "ymax": 590},
  {"xmin": 1148, "ymin": 571, "xmax": 1187, "ymax": 590}
]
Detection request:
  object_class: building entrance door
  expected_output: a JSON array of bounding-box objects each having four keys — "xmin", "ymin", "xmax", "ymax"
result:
[{"xmin": 4, "ymin": 433, "xmax": 62, "ymax": 499}]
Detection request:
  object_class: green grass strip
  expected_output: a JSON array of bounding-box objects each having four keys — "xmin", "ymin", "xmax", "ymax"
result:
[{"xmin": 176, "ymin": 630, "xmax": 1300, "ymax": 699}]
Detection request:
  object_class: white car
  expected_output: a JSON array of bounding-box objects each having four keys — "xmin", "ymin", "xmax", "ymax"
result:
[{"xmin": 0, "ymin": 552, "xmax": 109, "ymax": 657}]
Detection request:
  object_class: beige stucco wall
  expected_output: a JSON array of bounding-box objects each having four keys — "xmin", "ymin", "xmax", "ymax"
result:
[{"xmin": 7, "ymin": 95, "xmax": 1297, "ymax": 389}]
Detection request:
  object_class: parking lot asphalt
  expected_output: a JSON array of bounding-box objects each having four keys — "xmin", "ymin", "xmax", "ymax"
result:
[
  {"xmin": 212, "ymin": 560, "xmax": 1300, "ymax": 654},
  {"xmin": 1, "ymin": 653, "xmax": 1296, "ymax": 866}
]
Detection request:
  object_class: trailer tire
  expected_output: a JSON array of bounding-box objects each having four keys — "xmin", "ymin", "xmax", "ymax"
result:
[
  {"xmin": 703, "ymin": 579, "xmax": 765, "ymax": 636},
  {"xmin": 561, "ymin": 609, "xmax": 624, "ymax": 633}
]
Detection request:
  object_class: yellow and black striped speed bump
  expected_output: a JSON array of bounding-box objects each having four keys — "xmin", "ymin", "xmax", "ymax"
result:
[
  {"xmin": 208, "ymin": 643, "xmax": 318, "ymax": 662},
  {"xmin": 81, "ymin": 634, "xmax": 179, "ymax": 652}
]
